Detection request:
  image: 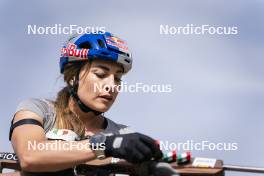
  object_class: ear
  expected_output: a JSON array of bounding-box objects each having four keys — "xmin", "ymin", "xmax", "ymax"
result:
[{"xmin": 70, "ymin": 76, "xmax": 76, "ymax": 86}]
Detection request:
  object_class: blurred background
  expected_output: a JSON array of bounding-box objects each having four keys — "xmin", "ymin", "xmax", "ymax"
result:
[{"xmin": 0, "ymin": 0, "xmax": 263, "ymax": 175}]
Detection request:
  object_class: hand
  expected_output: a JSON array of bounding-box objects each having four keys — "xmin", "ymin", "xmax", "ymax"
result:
[
  {"xmin": 149, "ymin": 161, "xmax": 179, "ymax": 176},
  {"xmin": 135, "ymin": 161, "xmax": 179, "ymax": 176},
  {"xmin": 104, "ymin": 133, "xmax": 162, "ymax": 163}
]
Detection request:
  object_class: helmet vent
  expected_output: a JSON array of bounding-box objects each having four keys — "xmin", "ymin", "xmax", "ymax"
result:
[
  {"xmin": 124, "ymin": 59, "xmax": 131, "ymax": 63},
  {"xmin": 79, "ymin": 42, "xmax": 92, "ymax": 49},
  {"xmin": 108, "ymin": 47, "xmax": 129, "ymax": 57},
  {"xmin": 101, "ymin": 51, "xmax": 110, "ymax": 55},
  {"xmin": 97, "ymin": 39, "xmax": 106, "ymax": 48}
]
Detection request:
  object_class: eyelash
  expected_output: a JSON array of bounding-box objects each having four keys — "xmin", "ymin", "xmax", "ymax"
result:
[
  {"xmin": 95, "ymin": 73, "xmax": 122, "ymax": 82},
  {"xmin": 95, "ymin": 73, "xmax": 106, "ymax": 78}
]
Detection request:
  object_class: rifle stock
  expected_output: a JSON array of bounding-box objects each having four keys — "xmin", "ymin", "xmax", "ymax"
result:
[
  {"xmin": 75, "ymin": 159, "xmax": 224, "ymax": 175},
  {"xmin": 0, "ymin": 152, "xmax": 224, "ymax": 175},
  {"xmin": 2, "ymin": 152, "xmax": 264, "ymax": 175}
]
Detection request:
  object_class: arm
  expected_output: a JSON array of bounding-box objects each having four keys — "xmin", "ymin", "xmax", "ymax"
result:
[
  {"xmin": 11, "ymin": 110, "xmax": 162, "ymax": 172},
  {"xmin": 85, "ymin": 157, "xmax": 113, "ymax": 165},
  {"xmin": 11, "ymin": 110, "xmax": 96, "ymax": 172}
]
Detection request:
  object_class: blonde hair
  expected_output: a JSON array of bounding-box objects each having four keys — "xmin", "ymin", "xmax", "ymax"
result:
[{"xmin": 54, "ymin": 62, "xmax": 90, "ymax": 137}]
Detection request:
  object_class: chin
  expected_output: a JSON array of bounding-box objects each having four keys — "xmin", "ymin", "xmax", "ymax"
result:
[
  {"xmin": 80, "ymin": 98, "xmax": 112, "ymax": 112},
  {"xmin": 92, "ymin": 103, "xmax": 111, "ymax": 113}
]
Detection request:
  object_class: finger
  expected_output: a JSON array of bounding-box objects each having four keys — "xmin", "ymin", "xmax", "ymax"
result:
[
  {"xmin": 135, "ymin": 142, "xmax": 152, "ymax": 161},
  {"xmin": 132, "ymin": 151, "xmax": 145, "ymax": 163},
  {"xmin": 152, "ymin": 162, "xmax": 179, "ymax": 175},
  {"xmin": 138, "ymin": 133, "xmax": 162, "ymax": 159},
  {"xmin": 126, "ymin": 147, "xmax": 145, "ymax": 163}
]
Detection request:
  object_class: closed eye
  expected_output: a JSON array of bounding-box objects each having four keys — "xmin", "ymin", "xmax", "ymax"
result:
[{"xmin": 94, "ymin": 73, "xmax": 106, "ymax": 78}]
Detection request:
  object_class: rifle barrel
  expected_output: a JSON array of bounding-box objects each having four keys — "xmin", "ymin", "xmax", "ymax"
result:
[{"xmin": 223, "ymin": 164, "xmax": 264, "ymax": 173}]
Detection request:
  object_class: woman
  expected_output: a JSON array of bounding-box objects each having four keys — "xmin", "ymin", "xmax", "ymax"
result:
[{"xmin": 9, "ymin": 32, "xmax": 162, "ymax": 175}]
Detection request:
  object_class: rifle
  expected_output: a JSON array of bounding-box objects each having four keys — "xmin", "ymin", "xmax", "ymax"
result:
[{"xmin": 1, "ymin": 152, "xmax": 264, "ymax": 176}]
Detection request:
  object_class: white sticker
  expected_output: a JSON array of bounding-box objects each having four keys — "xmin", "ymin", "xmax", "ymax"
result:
[
  {"xmin": 111, "ymin": 157, "xmax": 121, "ymax": 163},
  {"xmin": 46, "ymin": 128, "xmax": 78, "ymax": 141},
  {"xmin": 192, "ymin": 157, "xmax": 216, "ymax": 168},
  {"xmin": 113, "ymin": 137, "xmax": 123, "ymax": 148}
]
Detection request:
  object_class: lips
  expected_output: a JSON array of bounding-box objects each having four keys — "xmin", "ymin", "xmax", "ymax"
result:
[{"xmin": 98, "ymin": 95, "xmax": 113, "ymax": 101}]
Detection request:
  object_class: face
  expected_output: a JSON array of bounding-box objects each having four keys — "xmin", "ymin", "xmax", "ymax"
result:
[{"xmin": 77, "ymin": 59, "xmax": 123, "ymax": 112}]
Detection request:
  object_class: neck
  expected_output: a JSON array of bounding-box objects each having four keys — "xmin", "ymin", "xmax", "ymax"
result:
[{"xmin": 68, "ymin": 97, "xmax": 104, "ymax": 130}]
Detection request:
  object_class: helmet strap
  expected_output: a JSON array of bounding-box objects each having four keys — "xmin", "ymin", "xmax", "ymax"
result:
[{"xmin": 68, "ymin": 75, "xmax": 102, "ymax": 116}]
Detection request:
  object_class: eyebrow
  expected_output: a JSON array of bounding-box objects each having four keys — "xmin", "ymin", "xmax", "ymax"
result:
[
  {"xmin": 94, "ymin": 64, "xmax": 123, "ymax": 74},
  {"xmin": 95, "ymin": 65, "xmax": 110, "ymax": 71}
]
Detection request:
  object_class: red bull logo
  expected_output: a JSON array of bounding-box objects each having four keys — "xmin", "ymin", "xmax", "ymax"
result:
[
  {"xmin": 61, "ymin": 43, "xmax": 88, "ymax": 59},
  {"xmin": 108, "ymin": 36, "xmax": 125, "ymax": 44},
  {"xmin": 106, "ymin": 35, "xmax": 129, "ymax": 52}
]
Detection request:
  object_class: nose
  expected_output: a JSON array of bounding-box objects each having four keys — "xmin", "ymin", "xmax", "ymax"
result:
[{"xmin": 104, "ymin": 75, "xmax": 117, "ymax": 93}]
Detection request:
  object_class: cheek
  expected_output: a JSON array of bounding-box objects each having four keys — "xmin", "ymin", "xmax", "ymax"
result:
[{"xmin": 78, "ymin": 74, "xmax": 99, "ymax": 98}]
